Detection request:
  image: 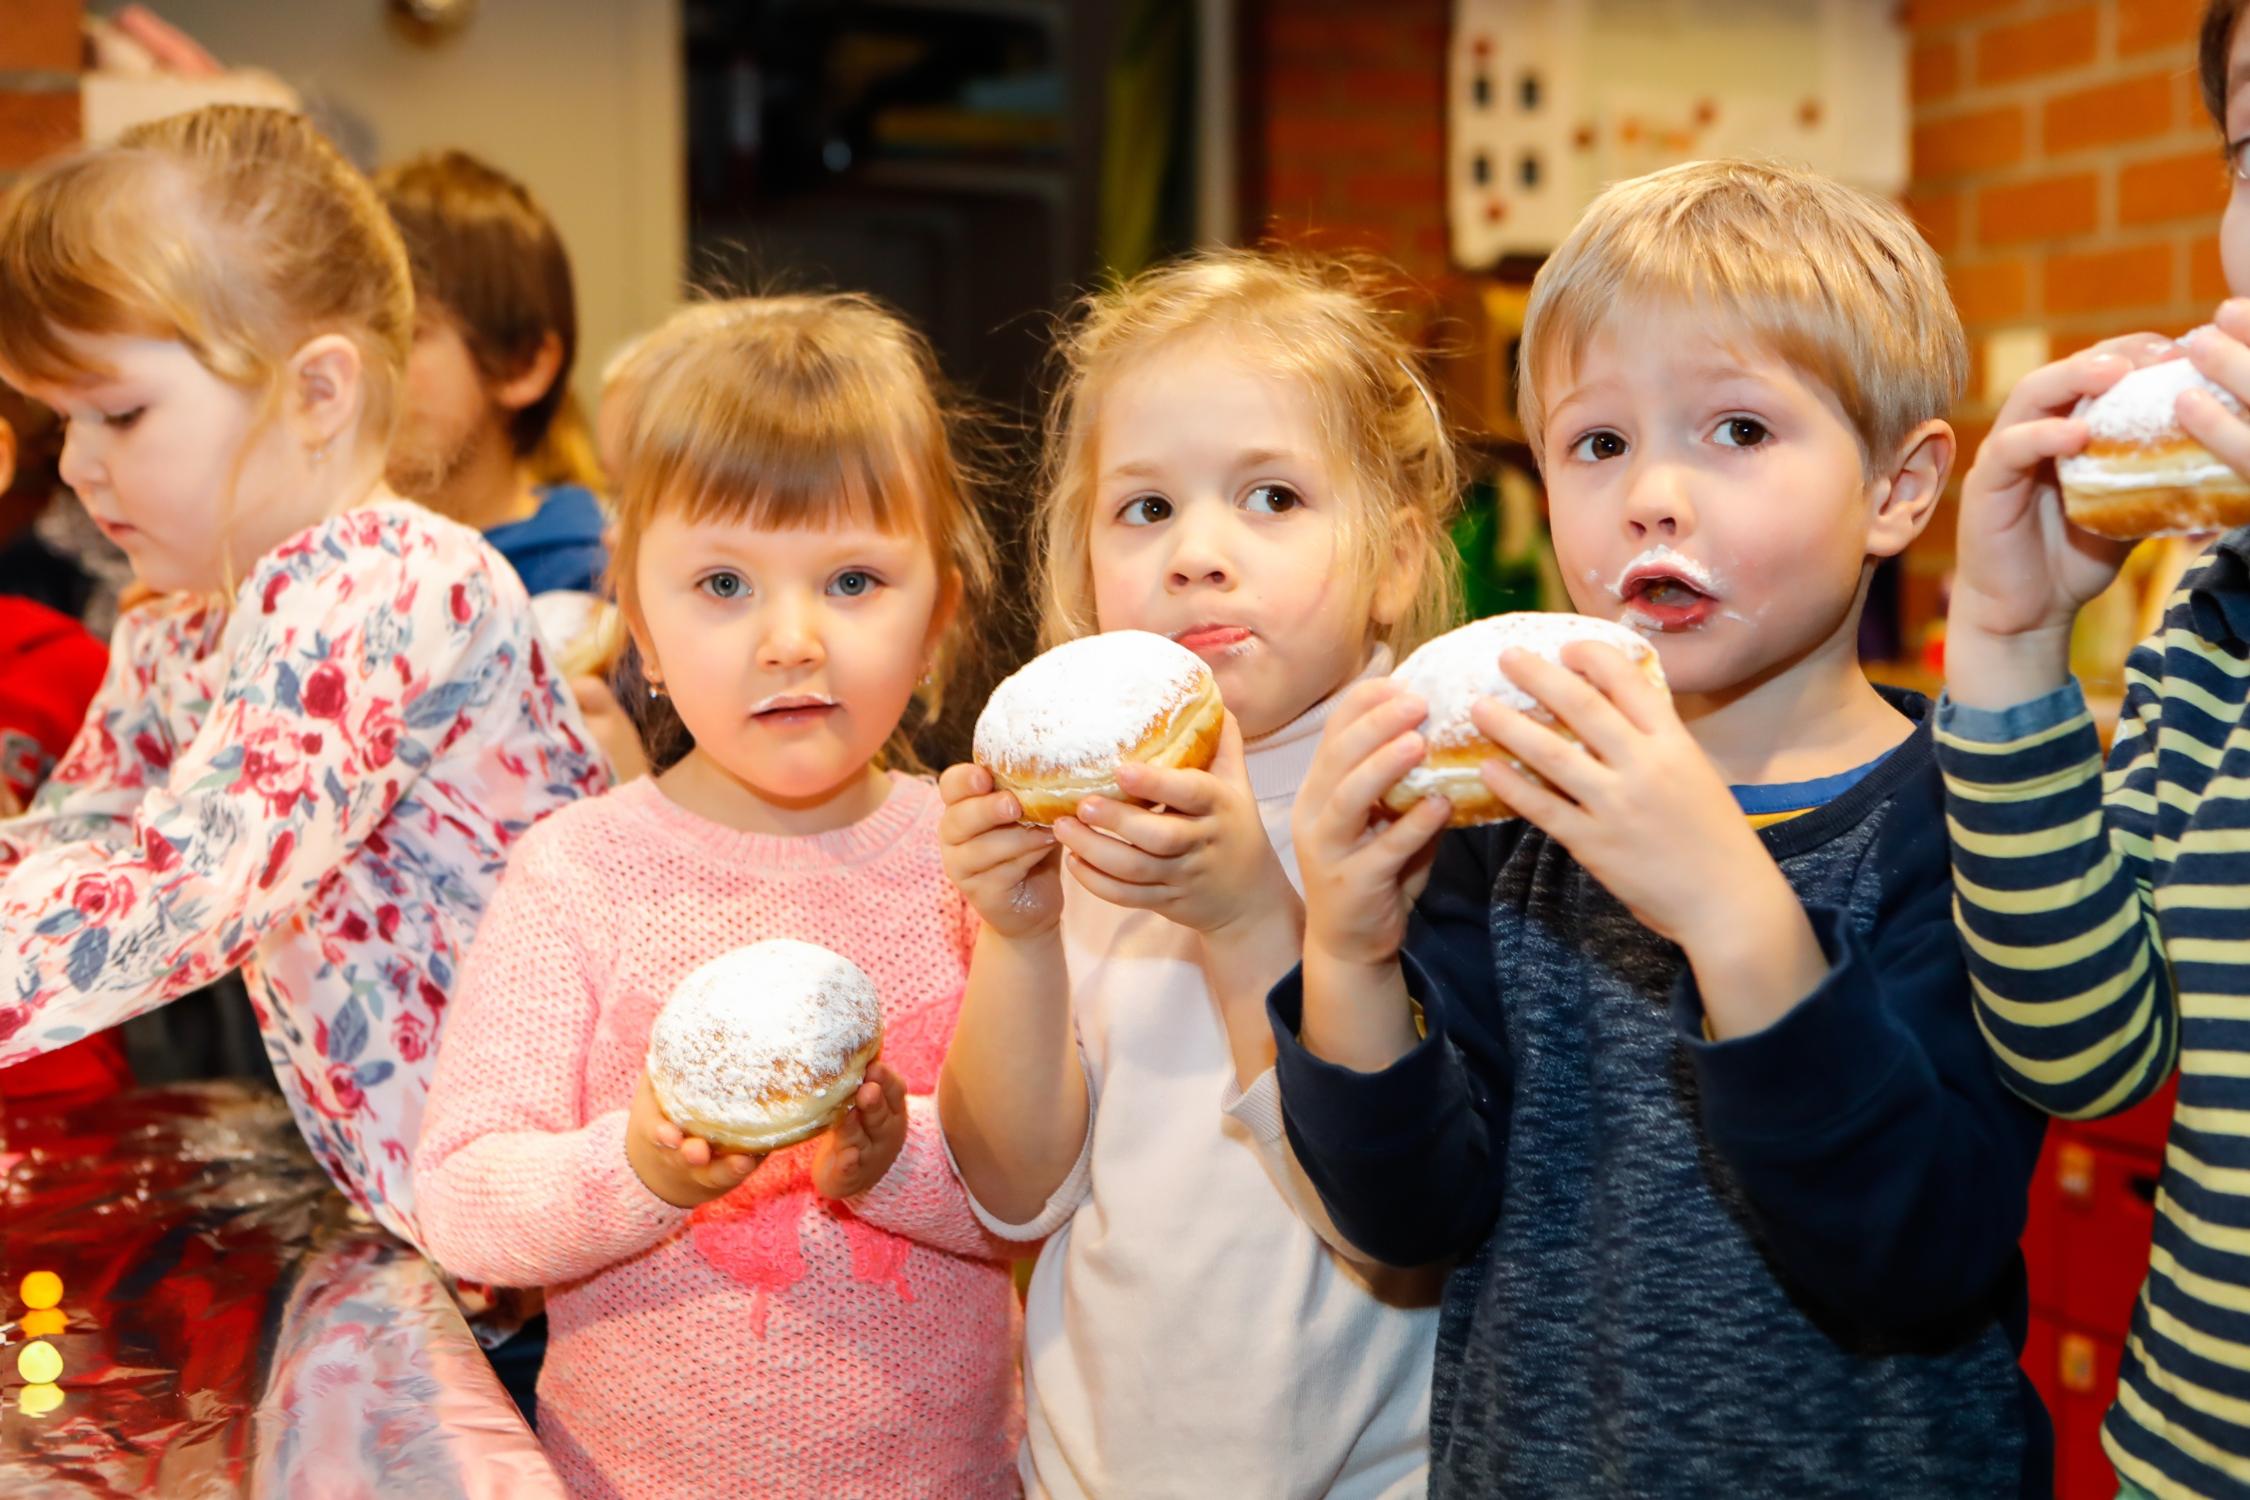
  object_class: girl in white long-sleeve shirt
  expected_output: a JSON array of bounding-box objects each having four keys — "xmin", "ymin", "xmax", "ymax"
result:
[{"xmin": 938, "ymin": 249, "xmax": 1459, "ymax": 1497}]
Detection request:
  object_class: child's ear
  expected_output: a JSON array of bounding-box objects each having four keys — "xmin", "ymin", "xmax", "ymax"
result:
[
  {"xmin": 622, "ymin": 598, "xmax": 660, "ymax": 689},
  {"xmin": 287, "ymin": 335, "xmax": 368, "ymax": 455},
  {"xmin": 494, "ymin": 331, "xmax": 566, "ymax": 417},
  {"xmin": 1370, "ymin": 525, "xmax": 1426, "ymax": 629},
  {"xmin": 925, "ymin": 566, "xmax": 963, "ymax": 652},
  {"xmin": 1865, "ymin": 419, "xmax": 1955, "ymax": 561}
]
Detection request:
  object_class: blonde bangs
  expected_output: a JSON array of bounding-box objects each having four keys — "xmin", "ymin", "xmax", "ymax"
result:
[
  {"xmin": 0, "ymin": 153, "xmax": 212, "ymax": 389},
  {"xmin": 1518, "ymin": 160, "xmax": 1966, "ymax": 469},
  {"xmin": 625, "ymin": 352, "xmax": 921, "ymax": 542}
]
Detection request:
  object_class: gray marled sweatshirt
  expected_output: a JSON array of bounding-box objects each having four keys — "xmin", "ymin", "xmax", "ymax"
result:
[{"xmin": 1271, "ymin": 698, "xmax": 2050, "ymax": 1496}]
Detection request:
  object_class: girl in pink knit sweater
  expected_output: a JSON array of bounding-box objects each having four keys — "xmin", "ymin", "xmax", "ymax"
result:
[{"xmin": 414, "ymin": 296, "xmax": 1020, "ymax": 1497}]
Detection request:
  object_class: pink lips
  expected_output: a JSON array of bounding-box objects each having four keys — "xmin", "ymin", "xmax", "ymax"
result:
[
  {"xmin": 750, "ymin": 693, "xmax": 838, "ymax": 727},
  {"xmin": 1171, "ymin": 624, "xmax": 1253, "ymax": 654}
]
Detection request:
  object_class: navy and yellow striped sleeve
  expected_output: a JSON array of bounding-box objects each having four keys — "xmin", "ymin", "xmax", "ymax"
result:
[{"xmin": 1936, "ymin": 667, "xmax": 2178, "ymax": 1121}]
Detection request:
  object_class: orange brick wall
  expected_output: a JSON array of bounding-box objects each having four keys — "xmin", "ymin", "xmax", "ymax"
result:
[
  {"xmin": 1904, "ymin": 0, "xmax": 2223, "ymax": 638},
  {"xmin": 0, "ymin": 0, "xmax": 81, "ymax": 175},
  {"xmin": 1242, "ymin": 0, "xmax": 1451, "ymax": 285}
]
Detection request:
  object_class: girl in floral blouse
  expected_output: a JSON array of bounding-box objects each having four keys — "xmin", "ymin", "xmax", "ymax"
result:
[
  {"xmin": 0, "ymin": 105, "xmax": 605, "ymax": 1242},
  {"xmin": 414, "ymin": 296, "xmax": 1022, "ymax": 1496}
]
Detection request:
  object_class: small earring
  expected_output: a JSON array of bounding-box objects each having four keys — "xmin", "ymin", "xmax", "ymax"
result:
[
  {"xmin": 311, "ymin": 437, "xmax": 334, "ymax": 466},
  {"xmin": 647, "ymin": 680, "xmax": 666, "ymax": 701}
]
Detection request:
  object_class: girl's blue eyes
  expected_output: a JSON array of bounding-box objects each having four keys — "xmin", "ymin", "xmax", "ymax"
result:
[
  {"xmin": 694, "ymin": 570, "xmax": 885, "ymax": 600},
  {"xmin": 1118, "ymin": 484, "xmax": 1303, "ymax": 524},
  {"xmin": 700, "ymin": 571, "xmax": 747, "ymax": 601}
]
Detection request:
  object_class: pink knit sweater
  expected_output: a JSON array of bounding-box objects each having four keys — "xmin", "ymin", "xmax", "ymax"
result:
[{"xmin": 414, "ymin": 773, "xmax": 1022, "ymax": 1498}]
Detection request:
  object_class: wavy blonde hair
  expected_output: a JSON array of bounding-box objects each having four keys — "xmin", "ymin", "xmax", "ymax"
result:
[
  {"xmin": 605, "ymin": 294, "xmax": 996, "ymax": 771},
  {"xmin": 1036, "ymin": 248, "xmax": 1461, "ymax": 655},
  {"xmin": 0, "ymin": 105, "xmax": 413, "ymax": 457}
]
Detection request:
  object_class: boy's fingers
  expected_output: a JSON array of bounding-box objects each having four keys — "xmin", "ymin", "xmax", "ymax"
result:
[
  {"xmin": 678, "ymin": 1136, "xmax": 713, "ymax": 1169},
  {"xmin": 1992, "ymin": 350, "xmax": 2131, "ymax": 430},
  {"xmin": 1473, "ymin": 700, "xmax": 1602, "ymax": 807},
  {"xmin": 1478, "ymin": 756, "xmax": 1586, "ymax": 845},
  {"xmin": 2187, "ymin": 321, "xmax": 2250, "ymax": 409},
  {"xmin": 2178, "ymin": 388, "xmax": 2250, "ymax": 481},
  {"xmin": 1495, "ymin": 651, "xmax": 1635, "ymax": 764},
  {"xmin": 1972, "ymin": 415, "xmax": 2092, "ymax": 486},
  {"xmin": 1558, "ymin": 642, "xmax": 1668, "ymax": 739}
]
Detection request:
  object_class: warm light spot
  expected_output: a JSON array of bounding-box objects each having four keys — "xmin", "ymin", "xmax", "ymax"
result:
[{"xmin": 17, "ymin": 1340, "xmax": 62, "ymax": 1384}]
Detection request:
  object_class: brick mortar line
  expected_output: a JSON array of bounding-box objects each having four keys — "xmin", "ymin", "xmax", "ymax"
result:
[{"xmin": 0, "ymin": 71, "xmax": 81, "ymax": 92}]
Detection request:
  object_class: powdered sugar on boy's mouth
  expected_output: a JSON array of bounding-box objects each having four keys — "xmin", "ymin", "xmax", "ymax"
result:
[{"xmin": 1607, "ymin": 545, "xmax": 1724, "ymax": 600}]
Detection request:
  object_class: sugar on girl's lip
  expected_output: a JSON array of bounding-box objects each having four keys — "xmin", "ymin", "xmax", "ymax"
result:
[
  {"xmin": 750, "ymin": 693, "xmax": 839, "ymax": 721},
  {"xmin": 1169, "ymin": 623, "xmax": 1255, "ymax": 655}
]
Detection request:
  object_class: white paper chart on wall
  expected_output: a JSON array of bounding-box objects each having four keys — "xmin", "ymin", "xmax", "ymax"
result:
[{"xmin": 1449, "ymin": 0, "xmax": 1908, "ymax": 266}]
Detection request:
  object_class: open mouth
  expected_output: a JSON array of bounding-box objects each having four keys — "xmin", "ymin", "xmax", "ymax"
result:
[
  {"xmin": 1618, "ymin": 567, "xmax": 1720, "ymax": 631},
  {"xmin": 1171, "ymin": 623, "xmax": 1254, "ymax": 656}
]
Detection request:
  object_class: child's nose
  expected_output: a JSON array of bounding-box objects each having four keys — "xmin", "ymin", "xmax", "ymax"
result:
[
  {"xmin": 57, "ymin": 424, "xmax": 100, "ymax": 494},
  {"xmin": 1623, "ymin": 462, "xmax": 1695, "ymax": 539},
  {"xmin": 1165, "ymin": 503, "xmax": 1236, "ymax": 590},
  {"xmin": 755, "ymin": 595, "xmax": 825, "ymax": 670}
]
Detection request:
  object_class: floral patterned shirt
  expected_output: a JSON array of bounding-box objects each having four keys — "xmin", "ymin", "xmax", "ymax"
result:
[{"xmin": 0, "ymin": 501, "xmax": 607, "ymax": 1246}]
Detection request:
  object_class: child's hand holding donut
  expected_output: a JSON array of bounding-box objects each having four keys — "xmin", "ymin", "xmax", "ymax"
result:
[
  {"xmin": 937, "ymin": 763, "xmax": 1064, "ymax": 940},
  {"xmin": 1474, "ymin": 643, "xmax": 1824, "ymax": 1036},
  {"xmin": 1054, "ymin": 713, "xmax": 1293, "ymax": 939},
  {"xmin": 810, "ymin": 1061, "xmax": 908, "ymax": 1200},
  {"xmin": 626, "ymin": 1072, "xmax": 761, "ymax": 1209}
]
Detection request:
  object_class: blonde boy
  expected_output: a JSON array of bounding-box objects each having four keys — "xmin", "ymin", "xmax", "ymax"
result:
[{"xmin": 1271, "ymin": 159, "xmax": 2051, "ymax": 1496}]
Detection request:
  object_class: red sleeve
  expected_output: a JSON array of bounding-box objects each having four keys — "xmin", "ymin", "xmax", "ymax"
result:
[{"xmin": 0, "ymin": 597, "xmax": 108, "ymax": 802}]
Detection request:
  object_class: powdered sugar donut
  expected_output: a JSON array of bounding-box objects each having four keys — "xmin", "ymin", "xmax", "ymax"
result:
[
  {"xmin": 646, "ymin": 940, "xmax": 883, "ymax": 1152},
  {"xmin": 2059, "ymin": 337, "xmax": 2250, "ymax": 539},
  {"xmin": 973, "ymin": 630, "xmax": 1225, "ymax": 825},
  {"xmin": 1381, "ymin": 612, "xmax": 1667, "ymax": 828}
]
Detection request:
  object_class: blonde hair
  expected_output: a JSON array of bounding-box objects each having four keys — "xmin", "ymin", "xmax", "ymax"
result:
[
  {"xmin": 1517, "ymin": 158, "xmax": 1966, "ymax": 470},
  {"xmin": 607, "ymin": 294, "xmax": 996, "ymax": 770},
  {"xmin": 1037, "ymin": 248, "xmax": 1460, "ymax": 656},
  {"xmin": 0, "ymin": 105, "xmax": 413, "ymax": 454}
]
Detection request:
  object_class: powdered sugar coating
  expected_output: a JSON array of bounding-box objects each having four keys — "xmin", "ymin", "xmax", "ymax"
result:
[
  {"xmin": 1393, "ymin": 613, "xmax": 1661, "ymax": 748},
  {"xmin": 973, "ymin": 629, "xmax": 1213, "ymax": 773},
  {"xmin": 2070, "ymin": 338, "xmax": 2244, "ymax": 447},
  {"xmin": 647, "ymin": 939, "xmax": 882, "ymax": 1135}
]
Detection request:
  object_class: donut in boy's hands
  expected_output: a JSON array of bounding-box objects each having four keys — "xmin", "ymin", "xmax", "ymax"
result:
[
  {"xmin": 2059, "ymin": 338, "xmax": 2250, "ymax": 540},
  {"xmin": 645, "ymin": 940, "xmax": 883, "ymax": 1152},
  {"xmin": 972, "ymin": 630, "xmax": 1225, "ymax": 825},
  {"xmin": 1380, "ymin": 612, "xmax": 1668, "ymax": 828}
]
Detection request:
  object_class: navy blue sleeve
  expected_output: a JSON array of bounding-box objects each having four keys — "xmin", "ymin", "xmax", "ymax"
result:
[
  {"xmin": 1676, "ymin": 781, "xmax": 2047, "ymax": 1332},
  {"xmin": 1273, "ymin": 825, "xmax": 1512, "ymax": 1268}
]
